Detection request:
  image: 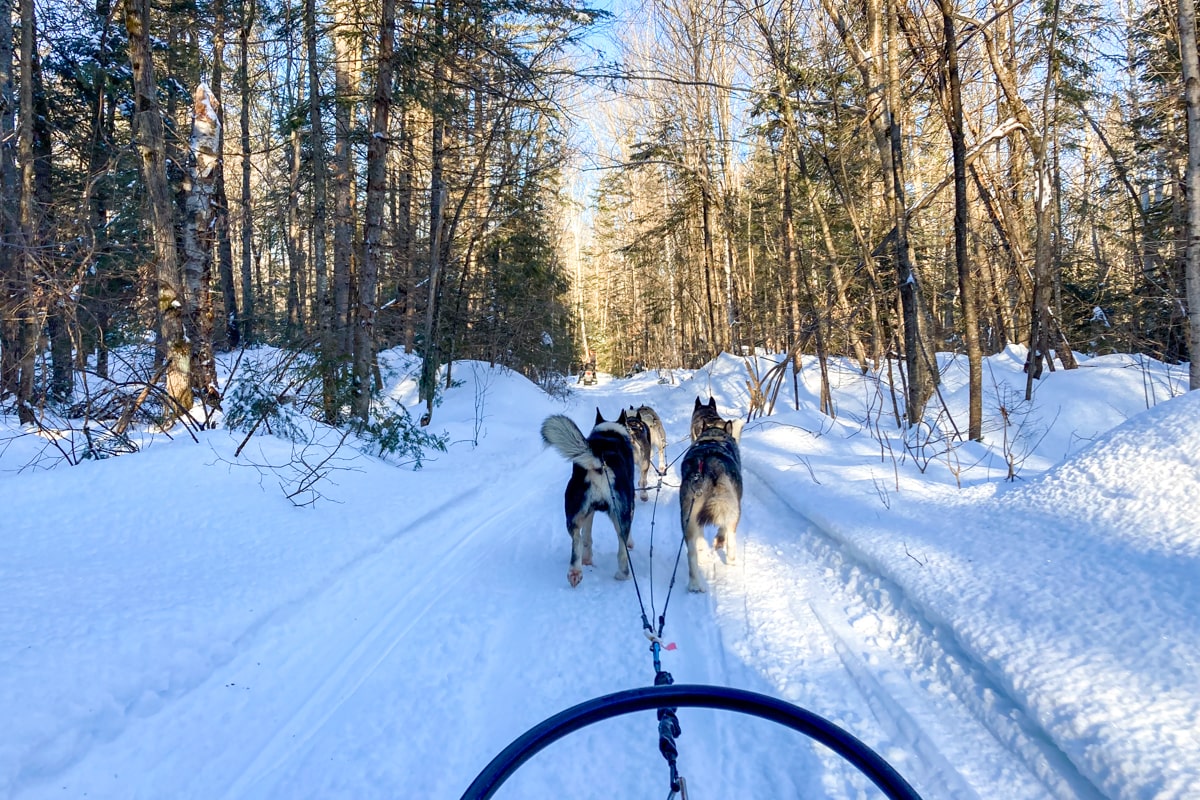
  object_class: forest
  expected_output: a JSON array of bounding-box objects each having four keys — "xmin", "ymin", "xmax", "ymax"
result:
[{"xmin": 2, "ymin": 0, "xmax": 1199, "ymax": 445}]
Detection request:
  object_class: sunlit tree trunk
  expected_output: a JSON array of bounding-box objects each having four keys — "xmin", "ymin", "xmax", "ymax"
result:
[
  {"xmin": 1180, "ymin": 0, "xmax": 1200, "ymax": 389},
  {"xmin": 124, "ymin": 0, "xmax": 193, "ymax": 419},
  {"xmin": 940, "ymin": 0, "xmax": 982, "ymax": 439},
  {"xmin": 181, "ymin": 84, "xmax": 221, "ymax": 408}
]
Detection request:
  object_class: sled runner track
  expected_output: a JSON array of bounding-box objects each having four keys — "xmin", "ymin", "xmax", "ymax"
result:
[
  {"xmin": 222, "ymin": 480, "xmax": 548, "ymax": 799},
  {"xmin": 738, "ymin": 460, "xmax": 1107, "ymax": 800}
]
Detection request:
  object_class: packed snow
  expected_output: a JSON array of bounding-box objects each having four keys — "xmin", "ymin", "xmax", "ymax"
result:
[{"xmin": 2, "ymin": 347, "xmax": 1198, "ymax": 799}]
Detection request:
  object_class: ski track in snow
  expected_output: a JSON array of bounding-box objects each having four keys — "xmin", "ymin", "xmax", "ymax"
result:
[{"xmin": 715, "ymin": 454, "xmax": 1108, "ymax": 799}]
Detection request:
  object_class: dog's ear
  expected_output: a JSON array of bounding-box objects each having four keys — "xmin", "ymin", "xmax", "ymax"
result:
[
  {"xmin": 694, "ymin": 396, "xmax": 703, "ymax": 410},
  {"xmin": 707, "ymin": 396, "xmax": 717, "ymax": 410},
  {"xmin": 618, "ymin": 409, "xmax": 628, "ymax": 424},
  {"xmin": 730, "ymin": 418, "xmax": 745, "ymax": 443},
  {"xmin": 595, "ymin": 407, "xmax": 605, "ymax": 424}
]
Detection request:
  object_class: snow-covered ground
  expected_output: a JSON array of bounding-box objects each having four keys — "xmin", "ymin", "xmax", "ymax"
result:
[{"xmin": 2, "ymin": 347, "xmax": 1197, "ymax": 799}]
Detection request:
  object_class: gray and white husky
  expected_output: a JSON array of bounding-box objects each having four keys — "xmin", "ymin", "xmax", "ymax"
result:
[
  {"xmin": 620, "ymin": 410, "xmax": 654, "ymax": 502},
  {"xmin": 541, "ymin": 409, "xmax": 635, "ymax": 587},
  {"xmin": 679, "ymin": 413, "xmax": 744, "ymax": 593},
  {"xmin": 627, "ymin": 404, "xmax": 667, "ymax": 474},
  {"xmin": 690, "ymin": 396, "xmax": 725, "ymax": 442}
]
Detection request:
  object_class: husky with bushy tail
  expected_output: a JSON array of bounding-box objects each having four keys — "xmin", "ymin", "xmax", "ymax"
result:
[
  {"xmin": 680, "ymin": 413, "xmax": 744, "ymax": 593},
  {"xmin": 540, "ymin": 409, "xmax": 635, "ymax": 587}
]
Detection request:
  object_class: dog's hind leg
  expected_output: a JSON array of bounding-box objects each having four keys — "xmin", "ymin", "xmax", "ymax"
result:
[
  {"xmin": 567, "ymin": 510, "xmax": 596, "ymax": 587},
  {"xmin": 715, "ymin": 521, "xmax": 738, "ymax": 565},
  {"xmin": 638, "ymin": 461, "xmax": 650, "ymax": 502},
  {"xmin": 683, "ymin": 519, "xmax": 706, "ymax": 593},
  {"xmin": 610, "ymin": 509, "xmax": 633, "ymax": 582}
]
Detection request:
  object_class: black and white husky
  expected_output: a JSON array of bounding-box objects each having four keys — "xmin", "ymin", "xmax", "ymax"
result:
[
  {"xmin": 679, "ymin": 413, "xmax": 744, "ymax": 593},
  {"xmin": 540, "ymin": 410, "xmax": 635, "ymax": 587},
  {"xmin": 627, "ymin": 404, "xmax": 667, "ymax": 474}
]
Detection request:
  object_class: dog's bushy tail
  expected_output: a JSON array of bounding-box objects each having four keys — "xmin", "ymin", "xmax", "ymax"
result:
[{"xmin": 541, "ymin": 414, "xmax": 602, "ymax": 470}]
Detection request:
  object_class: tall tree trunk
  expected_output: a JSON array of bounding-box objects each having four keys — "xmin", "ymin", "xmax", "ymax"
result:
[
  {"xmin": 14, "ymin": 0, "xmax": 39, "ymax": 422},
  {"xmin": 354, "ymin": 0, "xmax": 396, "ymax": 421},
  {"xmin": 239, "ymin": 0, "xmax": 256, "ymax": 343},
  {"xmin": 421, "ymin": 111, "xmax": 447, "ymax": 423},
  {"xmin": 775, "ymin": 142, "xmax": 803, "ymax": 409},
  {"xmin": 398, "ymin": 108, "xmax": 416, "ymax": 353},
  {"xmin": 212, "ymin": 0, "xmax": 240, "ymax": 349},
  {"xmin": 181, "ymin": 84, "xmax": 221, "ymax": 408},
  {"xmin": 331, "ymin": 1, "xmax": 356, "ymax": 359},
  {"xmin": 1181, "ymin": 0, "xmax": 1200, "ymax": 389},
  {"xmin": 123, "ymin": 0, "xmax": 193, "ymax": 418},
  {"xmin": 305, "ymin": 0, "xmax": 336, "ymax": 422},
  {"xmin": 81, "ymin": 0, "xmax": 116, "ymax": 376},
  {"xmin": 940, "ymin": 0, "xmax": 982, "ymax": 439},
  {"xmin": 419, "ymin": 0, "xmax": 448, "ymax": 423},
  {"xmin": 885, "ymin": 0, "xmax": 937, "ymax": 424},
  {"xmin": 0, "ymin": 0, "xmax": 14, "ymax": 400},
  {"xmin": 23, "ymin": 27, "xmax": 70, "ymax": 406},
  {"xmin": 285, "ymin": 126, "xmax": 305, "ymax": 337}
]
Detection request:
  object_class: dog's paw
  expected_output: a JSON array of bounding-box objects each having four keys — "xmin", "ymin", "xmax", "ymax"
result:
[
  {"xmin": 687, "ymin": 579, "xmax": 706, "ymax": 593},
  {"xmin": 714, "ymin": 534, "xmax": 725, "ymax": 549},
  {"xmin": 582, "ymin": 555, "xmax": 594, "ymax": 566},
  {"xmin": 639, "ymin": 491, "xmax": 649, "ymax": 502},
  {"xmin": 625, "ymin": 538, "xmax": 635, "ymax": 550},
  {"xmin": 568, "ymin": 568, "xmax": 583, "ymax": 587},
  {"xmin": 615, "ymin": 569, "xmax": 631, "ymax": 581}
]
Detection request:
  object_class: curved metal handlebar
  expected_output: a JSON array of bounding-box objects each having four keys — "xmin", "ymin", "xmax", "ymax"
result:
[{"xmin": 460, "ymin": 683, "xmax": 923, "ymax": 800}]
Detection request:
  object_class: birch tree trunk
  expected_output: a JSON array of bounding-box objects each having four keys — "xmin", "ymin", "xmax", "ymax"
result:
[
  {"xmin": 123, "ymin": 0, "xmax": 193, "ymax": 418},
  {"xmin": 181, "ymin": 83, "xmax": 221, "ymax": 407}
]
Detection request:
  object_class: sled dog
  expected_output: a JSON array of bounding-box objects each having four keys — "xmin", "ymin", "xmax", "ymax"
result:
[
  {"xmin": 627, "ymin": 404, "xmax": 667, "ymax": 474},
  {"xmin": 679, "ymin": 418, "xmax": 743, "ymax": 593},
  {"xmin": 619, "ymin": 410, "xmax": 654, "ymax": 502},
  {"xmin": 690, "ymin": 396, "xmax": 725, "ymax": 442},
  {"xmin": 540, "ymin": 410, "xmax": 635, "ymax": 587}
]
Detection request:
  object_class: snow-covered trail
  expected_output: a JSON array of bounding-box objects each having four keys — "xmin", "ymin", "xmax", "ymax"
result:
[{"xmin": 15, "ymin": 371, "xmax": 1093, "ymax": 799}]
